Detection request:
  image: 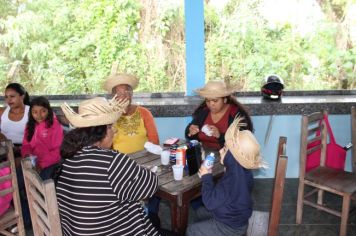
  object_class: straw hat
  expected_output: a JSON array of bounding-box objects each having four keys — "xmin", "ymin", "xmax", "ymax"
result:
[
  {"xmin": 103, "ymin": 73, "xmax": 139, "ymax": 93},
  {"xmin": 194, "ymin": 80, "xmax": 238, "ymax": 98},
  {"xmin": 61, "ymin": 96, "xmax": 129, "ymax": 128},
  {"xmin": 225, "ymin": 117, "xmax": 267, "ymax": 169}
]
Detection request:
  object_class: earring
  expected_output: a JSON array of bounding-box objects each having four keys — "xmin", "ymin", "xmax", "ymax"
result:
[{"xmin": 224, "ymin": 98, "xmax": 227, "ymax": 103}]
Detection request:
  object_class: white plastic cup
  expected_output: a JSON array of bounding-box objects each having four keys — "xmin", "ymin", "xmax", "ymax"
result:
[
  {"xmin": 172, "ymin": 164, "xmax": 184, "ymax": 181},
  {"xmin": 161, "ymin": 150, "xmax": 170, "ymax": 165}
]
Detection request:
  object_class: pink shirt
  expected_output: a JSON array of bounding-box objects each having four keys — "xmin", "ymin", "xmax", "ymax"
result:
[{"xmin": 21, "ymin": 115, "xmax": 63, "ymax": 169}]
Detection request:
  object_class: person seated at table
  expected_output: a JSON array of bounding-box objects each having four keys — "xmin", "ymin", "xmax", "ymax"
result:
[
  {"xmin": 103, "ymin": 72, "xmax": 159, "ymax": 154},
  {"xmin": 21, "ymin": 96, "xmax": 64, "ymax": 178},
  {"xmin": 103, "ymin": 72, "xmax": 162, "ymax": 229},
  {"xmin": 0, "ymin": 83, "xmax": 30, "ymax": 160},
  {"xmin": 185, "ymin": 80, "xmax": 253, "ymax": 151},
  {"xmin": 186, "ymin": 117, "xmax": 267, "ymax": 236},
  {"xmin": 55, "ymin": 96, "xmax": 160, "ymax": 236},
  {"xmin": 16, "ymin": 96, "xmax": 64, "ymax": 229}
]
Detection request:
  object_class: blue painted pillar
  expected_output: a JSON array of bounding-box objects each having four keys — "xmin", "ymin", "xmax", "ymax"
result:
[{"xmin": 184, "ymin": 0, "xmax": 205, "ymax": 96}]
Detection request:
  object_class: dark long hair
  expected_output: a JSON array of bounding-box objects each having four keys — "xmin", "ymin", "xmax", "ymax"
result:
[
  {"xmin": 5, "ymin": 83, "xmax": 30, "ymax": 105},
  {"xmin": 26, "ymin": 96, "xmax": 54, "ymax": 142},
  {"xmin": 60, "ymin": 125, "xmax": 108, "ymax": 159},
  {"xmin": 193, "ymin": 95, "xmax": 254, "ymax": 132}
]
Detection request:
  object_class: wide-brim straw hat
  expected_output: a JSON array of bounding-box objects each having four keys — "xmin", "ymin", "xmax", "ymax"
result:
[
  {"xmin": 225, "ymin": 117, "xmax": 268, "ymax": 169},
  {"xmin": 194, "ymin": 80, "xmax": 238, "ymax": 98},
  {"xmin": 61, "ymin": 96, "xmax": 129, "ymax": 128},
  {"xmin": 103, "ymin": 73, "xmax": 139, "ymax": 93}
]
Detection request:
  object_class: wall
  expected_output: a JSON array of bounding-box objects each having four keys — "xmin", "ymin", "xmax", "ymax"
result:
[{"xmin": 155, "ymin": 114, "xmax": 352, "ymax": 178}]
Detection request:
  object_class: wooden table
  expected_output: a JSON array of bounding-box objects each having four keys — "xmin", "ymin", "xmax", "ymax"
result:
[{"xmin": 130, "ymin": 149, "xmax": 224, "ymax": 236}]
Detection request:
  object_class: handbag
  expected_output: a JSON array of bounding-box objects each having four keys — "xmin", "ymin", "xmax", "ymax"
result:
[
  {"xmin": 306, "ymin": 114, "xmax": 346, "ymax": 172},
  {"xmin": 0, "ymin": 166, "xmax": 12, "ymax": 216}
]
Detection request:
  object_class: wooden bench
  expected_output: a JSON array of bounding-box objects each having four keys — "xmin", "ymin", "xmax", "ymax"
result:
[{"xmin": 247, "ymin": 136, "xmax": 288, "ymax": 236}]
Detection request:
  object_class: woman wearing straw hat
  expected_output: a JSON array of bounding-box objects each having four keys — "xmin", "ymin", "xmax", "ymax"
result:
[
  {"xmin": 55, "ymin": 96, "xmax": 160, "ymax": 236},
  {"xmin": 186, "ymin": 117, "xmax": 266, "ymax": 236},
  {"xmin": 185, "ymin": 80, "xmax": 253, "ymax": 151},
  {"xmin": 103, "ymin": 73, "xmax": 159, "ymax": 154}
]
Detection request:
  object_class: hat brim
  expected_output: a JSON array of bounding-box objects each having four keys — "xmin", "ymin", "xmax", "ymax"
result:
[
  {"xmin": 63, "ymin": 112, "xmax": 121, "ymax": 128},
  {"xmin": 194, "ymin": 87, "xmax": 237, "ymax": 98},
  {"xmin": 103, "ymin": 74, "xmax": 139, "ymax": 93},
  {"xmin": 225, "ymin": 118, "xmax": 266, "ymax": 169}
]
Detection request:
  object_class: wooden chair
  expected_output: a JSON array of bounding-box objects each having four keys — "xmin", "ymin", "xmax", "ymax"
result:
[
  {"xmin": 247, "ymin": 136, "xmax": 288, "ymax": 236},
  {"xmin": 296, "ymin": 110, "xmax": 356, "ymax": 236},
  {"xmin": 0, "ymin": 140, "xmax": 25, "ymax": 236},
  {"xmin": 21, "ymin": 158, "xmax": 63, "ymax": 236},
  {"xmin": 351, "ymin": 106, "xmax": 356, "ymax": 173}
]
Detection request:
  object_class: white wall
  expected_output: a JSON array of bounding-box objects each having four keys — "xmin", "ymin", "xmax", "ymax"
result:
[{"xmin": 155, "ymin": 114, "xmax": 352, "ymax": 178}]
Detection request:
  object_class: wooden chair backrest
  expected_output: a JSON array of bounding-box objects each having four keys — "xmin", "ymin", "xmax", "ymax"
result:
[
  {"xmin": 21, "ymin": 158, "xmax": 63, "ymax": 236},
  {"xmin": 247, "ymin": 136, "xmax": 288, "ymax": 236},
  {"xmin": 268, "ymin": 136, "xmax": 288, "ymax": 235},
  {"xmin": 299, "ymin": 111, "xmax": 327, "ymax": 178},
  {"xmin": 351, "ymin": 106, "xmax": 356, "ymax": 173},
  {"xmin": 0, "ymin": 140, "xmax": 25, "ymax": 236}
]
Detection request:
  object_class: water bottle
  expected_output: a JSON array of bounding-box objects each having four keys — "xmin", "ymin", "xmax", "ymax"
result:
[
  {"xmin": 198, "ymin": 152, "xmax": 215, "ymax": 178},
  {"xmin": 203, "ymin": 152, "xmax": 215, "ymax": 170}
]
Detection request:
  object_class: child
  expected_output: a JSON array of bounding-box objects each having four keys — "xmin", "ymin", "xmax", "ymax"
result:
[
  {"xmin": 21, "ymin": 96, "xmax": 63, "ymax": 178},
  {"xmin": 186, "ymin": 117, "xmax": 267, "ymax": 236}
]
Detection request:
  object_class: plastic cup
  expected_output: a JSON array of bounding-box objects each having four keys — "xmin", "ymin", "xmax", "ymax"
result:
[
  {"xmin": 172, "ymin": 164, "xmax": 184, "ymax": 181},
  {"xmin": 161, "ymin": 150, "xmax": 170, "ymax": 165}
]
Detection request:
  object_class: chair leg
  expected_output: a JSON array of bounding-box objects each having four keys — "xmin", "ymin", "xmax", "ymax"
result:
[
  {"xmin": 340, "ymin": 195, "xmax": 350, "ymax": 236},
  {"xmin": 296, "ymin": 181, "xmax": 305, "ymax": 224}
]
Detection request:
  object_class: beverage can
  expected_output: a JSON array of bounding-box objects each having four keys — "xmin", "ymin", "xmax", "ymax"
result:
[
  {"xmin": 175, "ymin": 147, "xmax": 186, "ymax": 166},
  {"xmin": 169, "ymin": 144, "xmax": 178, "ymax": 164},
  {"xmin": 203, "ymin": 153, "xmax": 215, "ymax": 169}
]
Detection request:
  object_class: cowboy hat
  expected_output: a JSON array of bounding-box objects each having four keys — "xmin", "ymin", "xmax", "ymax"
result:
[
  {"xmin": 103, "ymin": 73, "xmax": 139, "ymax": 93},
  {"xmin": 225, "ymin": 117, "xmax": 267, "ymax": 169},
  {"xmin": 61, "ymin": 96, "xmax": 129, "ymax": 128},
  {"xmin": 194, "ymin": 80, "xmax": 238, "ymax": 98}
]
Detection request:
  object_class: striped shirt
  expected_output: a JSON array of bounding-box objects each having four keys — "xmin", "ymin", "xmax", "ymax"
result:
[{"xmin": 56, "ymin": 146, "xmax": 159, "ymax": 236}]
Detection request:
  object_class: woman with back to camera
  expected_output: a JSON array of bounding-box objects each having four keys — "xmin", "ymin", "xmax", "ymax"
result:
[
  {"xmin": 185, "ymin": 80, "xmax": 253, "ymax": 151},
  {"xmin": 55, "ymin": 96, "xmax": 160, "ymax": 236},
  {"xmin": 0, "ymin": 83, "xmax": 30, "ymax": 161}
]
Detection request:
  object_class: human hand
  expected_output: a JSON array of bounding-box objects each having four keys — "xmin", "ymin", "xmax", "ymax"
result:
[
  {"xmin": 199, "ymin": 164, "xmax": 212, "ymax": 177},
  {"xmin": 188, "ymin": 125, "xmax": 200, "ymax": 137},
  {"xmin": 208, "ymin": 125, "xmax": 220, "ymax": 138}
]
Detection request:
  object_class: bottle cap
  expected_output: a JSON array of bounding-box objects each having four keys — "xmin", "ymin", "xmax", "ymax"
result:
[{"xmin": 209, "ymin": 152, "xmax": 214, "ymax": 157}]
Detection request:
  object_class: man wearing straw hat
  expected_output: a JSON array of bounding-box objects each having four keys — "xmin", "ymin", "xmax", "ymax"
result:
[
  {"xmin": 186, "ymin": 117, "xmax": 267, "ymax": 236},
  {"xmin": 55, "ymin": 96, "xmax": 160, "ymax": 236},
  {"xmin": 103, "ymin": 73, "xmax": 159, "ymax": 154}
]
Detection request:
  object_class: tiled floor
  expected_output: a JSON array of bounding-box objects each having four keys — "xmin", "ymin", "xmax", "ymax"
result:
[
  {"xmin": 24, "ymin": 178, "xmax": 356, "ymax": 236},
  {"xmin": 159, "ymin": 178, "xmax": 356, "ymax": 236}
]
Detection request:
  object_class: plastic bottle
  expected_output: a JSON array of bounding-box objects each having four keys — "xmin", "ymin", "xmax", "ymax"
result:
[{"xmin": 203, "ymin": 152, "xmax": 215, "ymax": 169}]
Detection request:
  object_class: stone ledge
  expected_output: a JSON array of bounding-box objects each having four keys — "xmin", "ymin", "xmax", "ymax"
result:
[{"xmin": 1, "ymin": 90, "xmax": 356, "ymax": 117}]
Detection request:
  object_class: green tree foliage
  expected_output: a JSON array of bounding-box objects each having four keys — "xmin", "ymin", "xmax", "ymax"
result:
[
  {"xmin": 0, "ymin": 0, "xmax": 354, "ymax": 94},
  {"xmin": 0, "ymin": 0, "xmax": 185, "ymax": 94},
  {"xmin": 204, "ymin": 0, "xmax": 355, "ymax": 90}
]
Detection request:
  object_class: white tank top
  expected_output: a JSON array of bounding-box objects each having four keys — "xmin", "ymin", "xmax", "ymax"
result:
[{"xmin": 0, "ymin": 105, "xmax": 30, "ymax": 144}]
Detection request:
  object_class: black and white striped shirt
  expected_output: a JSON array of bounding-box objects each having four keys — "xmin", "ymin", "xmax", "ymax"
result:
[{"xmin": 56, "ymin": 146, "xmax": 159, "ymax": 236}]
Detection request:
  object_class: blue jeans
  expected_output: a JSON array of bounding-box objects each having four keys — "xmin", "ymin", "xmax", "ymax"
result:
[{"xmin": 186, "ymin": 207, "xmax": 247, "ymax": 236}]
